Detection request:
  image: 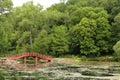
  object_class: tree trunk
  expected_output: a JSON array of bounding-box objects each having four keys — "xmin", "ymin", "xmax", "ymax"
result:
[{"xmin": 30, "ymin": 28, "xmax": 33, "ymax": 50}]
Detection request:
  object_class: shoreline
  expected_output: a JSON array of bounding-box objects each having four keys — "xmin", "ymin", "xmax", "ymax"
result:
[{"xmin": 52, "ymin": 58, "xmax": 120, "ymax": 65}]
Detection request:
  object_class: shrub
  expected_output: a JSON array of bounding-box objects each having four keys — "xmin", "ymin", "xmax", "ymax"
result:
[{"xmin": 113, "ymin": 41, "xmax": 120, "ymax": 60}]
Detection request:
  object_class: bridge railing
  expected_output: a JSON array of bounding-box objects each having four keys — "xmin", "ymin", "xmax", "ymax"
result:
[{"xmin": 6, "ymin": 52, "xmax": 52, "ymax": 61}]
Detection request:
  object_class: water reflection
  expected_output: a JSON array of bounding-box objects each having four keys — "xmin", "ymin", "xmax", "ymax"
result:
[
  {"xmin": 15, "ymin": 62, "xmax": 51, "ymax": 70},
  {"xmin": 0, "ymin": 61, "xmax": 120, "ymax": 80}
]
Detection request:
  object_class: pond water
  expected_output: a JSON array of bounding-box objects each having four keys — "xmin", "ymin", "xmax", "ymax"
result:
[{"xmin": 0, "ymin": 61, "xmax": 120, "ymax": 80}]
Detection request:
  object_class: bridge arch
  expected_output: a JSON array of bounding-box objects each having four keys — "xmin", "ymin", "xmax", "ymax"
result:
[{"xmin": 6, "ymin": 52, "xmax": 52, "ymax": 66}]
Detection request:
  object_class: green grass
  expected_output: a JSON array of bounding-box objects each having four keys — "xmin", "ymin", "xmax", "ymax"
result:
[{"xmin": 59, "ymin": 54, "xmax": 118, "ymax": 62}]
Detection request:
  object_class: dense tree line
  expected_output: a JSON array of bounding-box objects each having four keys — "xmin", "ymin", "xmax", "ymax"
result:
[{"xmin": 0, "ymin": 0, "xmax": 120, "ymax": 57}]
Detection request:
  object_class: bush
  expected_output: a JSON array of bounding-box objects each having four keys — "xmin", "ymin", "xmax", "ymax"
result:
[{"xmin": 113, "ymin": 41, "xmax": 120, "ymax": 61}]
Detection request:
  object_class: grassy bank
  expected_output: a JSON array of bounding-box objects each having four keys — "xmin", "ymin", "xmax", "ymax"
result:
[{"xmin": 58, "ymin": 55, "xmax": 119, "ymax": 62}]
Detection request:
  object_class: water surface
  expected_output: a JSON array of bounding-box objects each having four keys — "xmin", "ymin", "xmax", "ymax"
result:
[{"xmin": 0, "ymin": 61, "xmax": 120, "ymax": 80}]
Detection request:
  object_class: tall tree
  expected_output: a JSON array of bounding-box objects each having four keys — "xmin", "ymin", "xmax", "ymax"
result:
[
  {"xmin": 49, "ymin": 25, "xmax": 69, "ymax": 56},
  {"xmin": 0, "ymin": 0, "xmax": 13, "ymax": 14},
  {"xmin": 70, "ymin": 7, "xmax": 111, "ymax": 56},
  {"xmin": 0, "ymin": 0, "xmax": 13, "ymax": 53},
  {"xmin": 41, "ymin": 10, "xmax": 69, "ymax": 31},
  {"xmin": 111, "ymin": 13, "xmax": 120, "ymax": 44},
  {"xmin": 71, "ymin": 18, "xmax": 98, "ymax": 55},
  {"xmin": 13, "ymin": 1, "xmax": 43, "ymax": 53},
  {"xmin": 33, "ymin": 29, "xmax": 50, "ymax": 54}
]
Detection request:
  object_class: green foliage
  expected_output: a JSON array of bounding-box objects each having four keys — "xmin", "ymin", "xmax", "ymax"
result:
[
  {"xmin": 33, "ymin": 29, "xmax": 50, "ymax": 54},
  {"xmin": 114, "ymin": 13, "xmax": 120, "ymax": 23},
  {"xmin": 0, "ymin": 0, "xmax": 13, "ymax": 13},
  {"xmin": 113, "ymin": 41, "xmax": 120, "ymax": 59},
  {"xmin": 0, "ymin": 0, "xmax": 119, "ymax": 58},
  {"xmin": 111, "ymin": 13, "xmax": 120, "ymax": 45},
  {"xmin": 0, "ymin": 14, "xmax": 13, "ymax": 53},
  {"xmin": 47, "ymin": 2, "xmax": 67, "ymax": 12},
  {"xmin": 71, "ymin": 18, "xmax": 98, "ymax": 55},
  {"xmin": 49, "ymin": 25, "xmax": 69, "ymax": 56},
  {"xmin": 70, "ymin": 7, "xmax": 111, "ymax": 56},
  {"xmin": 0, "ymin": 13, "xmax": 13, "ymax": 53},
  {"xmin": 33, "ymin": 26, "xmax": 69, "ymax": 56},
  {"xmin": 12, "ymin": 1, "xmax": 43, "ymax": 53},
  {"xmin": 42, "ymin": 10, "xmax": 69, "ymax": 30}
]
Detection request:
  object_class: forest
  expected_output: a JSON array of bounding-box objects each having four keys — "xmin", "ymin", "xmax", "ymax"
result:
[{"xmin": 0, "ymin": 0, "xmax": 120, "ymax": 60}]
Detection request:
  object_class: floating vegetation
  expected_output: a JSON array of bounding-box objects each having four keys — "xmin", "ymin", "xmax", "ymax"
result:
[
  {"xmin": 0, "ymin": 62, "xmax": 119, "ymax": 80},
  {"xmin": 81, "ymin": 70, "xmax": 113, "ymax": 76}
]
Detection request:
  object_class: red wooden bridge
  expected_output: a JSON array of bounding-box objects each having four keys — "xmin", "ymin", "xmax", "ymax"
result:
[{"xmin": 6, "ymin": 52, "xmax": 52, "ymax": 66}]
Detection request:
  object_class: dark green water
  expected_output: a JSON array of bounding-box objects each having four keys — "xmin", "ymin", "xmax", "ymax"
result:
[{"xmin": 0, "ymin": 62, "xmax": 120, "ymax": 80}]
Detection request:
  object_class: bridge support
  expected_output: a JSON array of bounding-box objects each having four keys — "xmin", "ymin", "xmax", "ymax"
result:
[
  {"xmin": 23, "ymin": 57, "xmax": 26, "ymax": 66},
  {"xmin": 34, "ymin": 57, "xmax": 38, "ymax": 65}
]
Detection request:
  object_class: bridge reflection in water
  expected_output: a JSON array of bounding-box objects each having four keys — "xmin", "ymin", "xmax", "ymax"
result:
[
  {"xmin": 15, "ymin": 62, "xmax": 51, "ymax": 70},
  {"xmin": 6, "ymin": 52, "xmax": 52, "ymax": 69}
]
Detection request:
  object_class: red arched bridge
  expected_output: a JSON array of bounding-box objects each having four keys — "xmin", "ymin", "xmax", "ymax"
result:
[{"xmin": 6, "ymin": 52, "xmax": 52, "ymax": 66}]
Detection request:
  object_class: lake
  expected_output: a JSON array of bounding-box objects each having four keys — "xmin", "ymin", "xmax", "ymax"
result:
[{"xmin": 0, "ymin": 60, "xmax": 120, "ymax": 80}]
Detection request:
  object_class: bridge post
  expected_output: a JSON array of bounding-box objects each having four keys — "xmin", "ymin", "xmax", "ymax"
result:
[
  {"xmin": 34, "ymin": 56, "xmax": 38, "ymax": 65},
  {"xmin": 23, "ymin": 57, "xmax": 26, "ymax": 66}
]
